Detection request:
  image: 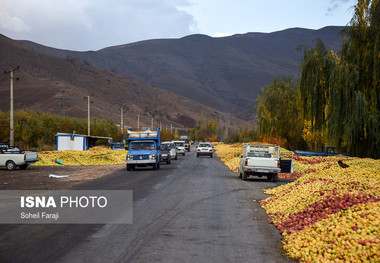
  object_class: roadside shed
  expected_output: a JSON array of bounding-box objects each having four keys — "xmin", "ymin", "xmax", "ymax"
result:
[{"xmin": 55, "ymin": 133, "xmax": 113, "ymax": 151}]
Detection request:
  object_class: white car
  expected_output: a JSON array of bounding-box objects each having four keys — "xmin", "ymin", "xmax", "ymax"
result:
[
  {"xmin": 196, "ymin": 143, "xmax": 213, "ymax": 158},
  {"xmin": 162, "ymin": 141, "xmax": 177, "ymax": 160},
  {"xmin": 172, "ymin": 141, "xmax": 185, "ymax": 156}
]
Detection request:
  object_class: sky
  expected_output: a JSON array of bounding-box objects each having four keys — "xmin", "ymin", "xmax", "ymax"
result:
[{"xmin": 0, "ymin": 0, "xmax": 356, "ymax": 51}]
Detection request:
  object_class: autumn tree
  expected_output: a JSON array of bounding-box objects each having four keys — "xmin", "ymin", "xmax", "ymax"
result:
[
  {"xmin": 256, "ymin": 77, "xmax": 305, "ymax": 149},
  {"xmin": 299, "ymin": 0, "xmax": 379, "ymax": 157}
]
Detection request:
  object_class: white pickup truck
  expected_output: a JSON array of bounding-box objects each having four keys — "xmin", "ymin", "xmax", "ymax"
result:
[
  {"xmin": 0, "ymin": 145, "xmax": 38, "ymax": 170},
  {"xmin": 238, "ymin": 143, "xmax": 293, "ymax": 182}
]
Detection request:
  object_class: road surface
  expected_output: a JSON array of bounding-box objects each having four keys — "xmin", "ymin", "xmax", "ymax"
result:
[{"xmin": 0, "ymin": 148, "xmax": 294, "ymax": 263}]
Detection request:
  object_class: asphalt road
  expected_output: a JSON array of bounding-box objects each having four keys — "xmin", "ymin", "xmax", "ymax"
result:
[{"xmin": 0, "ymin": 148, "xmax": 294, "ymax": 263}]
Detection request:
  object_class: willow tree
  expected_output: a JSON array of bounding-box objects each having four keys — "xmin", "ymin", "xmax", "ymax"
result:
[
  {"xmin": 256, "ymin": 77, "xmax": 304, "ymax": 149},
  {"xmin": 299, "ymin": 0, "xmax": 379, "ymax": 157}
]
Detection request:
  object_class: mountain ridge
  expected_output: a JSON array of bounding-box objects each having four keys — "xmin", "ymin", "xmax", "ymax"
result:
[
  {"xmin": 0, "ymin": 34, "xmax": 247, "ymax": 130},
  {"xmin": 19, "ymin": 26, "xmax": 344, "ymax": 120}
]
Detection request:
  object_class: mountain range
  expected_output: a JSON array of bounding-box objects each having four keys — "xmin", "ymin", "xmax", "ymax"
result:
[
  {"xmin": 20, "ymin": 26, "xmax": 344, "ymax": 120},
  {"xmin": 0, "ymin": 35, "xmax": 246, "ymax": 130},
  {"xmin": 0, "ymin": 26, "xmax": 344, "ymax": 131}
]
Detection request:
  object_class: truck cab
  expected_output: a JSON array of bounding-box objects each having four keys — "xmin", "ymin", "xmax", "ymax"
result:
[{"xmin": 126, "ymin": 128, "xmax": 161, "ymax": 170}]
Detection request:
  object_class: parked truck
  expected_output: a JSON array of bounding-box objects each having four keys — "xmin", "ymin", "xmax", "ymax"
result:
[
  {"xmin": 126, "ymin": 128, "xmax": 161, "ymax": 170},
  {"xmin": 0, "ymin": 143, "xmax": 38, "ymax": 170},
  {"xmin": 238, "ymin": 143, "xmax": 293, "ymax": 182},
  {"xmin": 295, "ymin": 146, "xmax": 342, "ymax": 157}
]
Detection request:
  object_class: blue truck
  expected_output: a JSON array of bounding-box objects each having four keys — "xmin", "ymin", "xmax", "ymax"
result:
[
  {"xmin": 126, "ymin": 128, "xmax": 161, "ymax": 170},
  {"xmin": 295, "ymin": 146, "xmax": 342, "ymax": 157}
]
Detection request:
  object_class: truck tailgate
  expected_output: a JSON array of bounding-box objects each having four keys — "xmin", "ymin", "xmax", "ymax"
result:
[
  {"xmin": 25, "ymin": 152, "xmax": 38, "ymax": 162},
  {"xmin": 247, "ymin": 158, "xmax": 278, "ymax": 168}
]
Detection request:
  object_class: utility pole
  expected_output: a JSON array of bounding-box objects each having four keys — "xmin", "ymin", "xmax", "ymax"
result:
[
  {"xmin": 4, "ymin": 66, "xmax": 19, "ymax": 146},
  {"xmin": 137, "ymin": 114, "xmax": 140, "ymax": 130},
  {"xmin": 120, "ymin": 107, "xmax": 124, "ymax": 133},
  {"xmin": 87, "ymin": 96, "xmax": 90, "ymax": 136},
  {"xmin": 151, "ymin": 118, "xmax": 153, "ymax": 130}
]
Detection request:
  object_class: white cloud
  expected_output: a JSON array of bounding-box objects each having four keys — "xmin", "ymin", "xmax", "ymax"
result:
[
  {"xmin": 0, "ymin": 9, "xmax": 30, "ymax": 32},
  {"xmin": 0, "ymin": 0, "xmax": 196, "ymax": 51}
]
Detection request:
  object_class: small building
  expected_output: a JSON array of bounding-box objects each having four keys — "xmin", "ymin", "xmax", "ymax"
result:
[{"xmin": 55, "ymin": 133, "xmax": 113, "ymax": 151}]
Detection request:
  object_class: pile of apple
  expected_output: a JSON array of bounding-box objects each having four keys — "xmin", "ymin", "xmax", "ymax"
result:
[
  {"xmin": 262, "ymin": 158, "xmax": 379, "ymax": 262},
  {"xmin": 214, "ymin": 143, "xmax": 379, "ymax": 261},
  {"xmin": 34, "ymin": 146, "xmax": 127, "ymax": 166},
  {"xmin": 214, "ymin": 143, "xmax": 242, "ymax": 172}
]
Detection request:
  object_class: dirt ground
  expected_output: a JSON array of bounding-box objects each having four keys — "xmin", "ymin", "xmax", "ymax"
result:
[{"xmin": 0, "ymin": 164, "xmax": 125, "ymax": 190}]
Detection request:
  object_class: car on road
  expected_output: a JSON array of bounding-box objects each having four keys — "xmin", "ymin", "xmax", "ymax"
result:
[
  {"xmin": 0, "ymin": 145, "xmax": 38, "ymax": 170},
  {"xmin": 159, "ymin": 144, "xmax": 171, "ymax": 164},
  {"xmin": 196, "ymin": 143, "xmax": 213, "ymax": 158},
  {"xmin": 162, "ymin": 141, "xmax": 177, "ymax": 160},
  {"xmin": 179, "ymin": 136, "xmax": 191, "ymax": 152},
  {"xmin": 172, "ymin": 141, "xmax": 186, "ymax": 156}
]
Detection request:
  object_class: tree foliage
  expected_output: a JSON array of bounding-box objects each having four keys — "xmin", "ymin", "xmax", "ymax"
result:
[
  {"xmin": 299, "ymin": 0, "xmax": 379, "ymax": 157},
  {"xmin": 191, "ymin": 115, "xmax": 220, "ymax": 141},
  {"xmin": 0, "ymin": 109, "xmax": 120, "ymax": 149},
  {"xmin": 256, "ymin": 77, "xmax": 305, "ymax": 150}
]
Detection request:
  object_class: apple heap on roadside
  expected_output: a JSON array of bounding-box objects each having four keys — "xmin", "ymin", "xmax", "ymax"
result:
[
  {"xmin": 261, "ymin": 157, "xmax": 379, "ymax": 262},
  {"xmin": 34, "ymin": 147, "xmax": 127, "ymax": 166}
]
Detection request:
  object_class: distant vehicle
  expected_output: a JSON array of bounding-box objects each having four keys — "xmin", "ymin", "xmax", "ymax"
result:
[
  {"xmin": 196, "ymin": 143, "xmax": 213, "ymax": 158},
  {"xmin": 126, "ymin": 129, "xmax": 161, "ymax": 170},
  {"xmin": 295, "ymin": 146, "xmax": 343, "ymax": 157},
  {"xmin": 159, "ymin": 144, "xmax": 171, "ymax": 164},
  {"xmin": 179, "ymin": 136, "xmax": 190, "ymax": 152},
  {"xmin": 172, "ymin": 141, "xmax": 186, "ymax": 156},
  {"xmin": 162, "ymin": 141, "xmax": 177, "ymax": 160},
  {"xmin": 238, "ymin": 144, "xmax": 293, "ymax": 182},
  {"xmin": 110, "ymin": 142, "xmax": 125, "ymax": 150},
  {"xmin": 0, "ymin": 144, "xmax": 38, "ymax": 170}
]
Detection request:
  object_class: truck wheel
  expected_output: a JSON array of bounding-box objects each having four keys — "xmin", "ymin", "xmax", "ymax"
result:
[
  {"xmin": 157, "ymin": 162, "xmax": 160, "ymax": 169},
  {"xmin": 210, "ymin": 154, "xmax": 213, "ymax": 158},
  {"xmin": 166, "ymin": 159, "xmax": 170, "ymax": 164},
  {"xmin": 273, "ymin": 173, "xmax": 278, "ymax": 182},
  {"xmin": 242, "ymin": 171, "xmax": 248, "ymax": 181},
  {"xmin": 6, "ymin": 161, "xmax": 16, "ymax": 171},
  {"xmin": 175, "ymin": 155, "xmax": 178, "ymax": 160},
  {"xmin": 183, "ymin": 152, "xmax": 185, "ymax": 156},
  {"xmin": 238, "ymin": 170, "xmax": 242, "ymax": 178},
  {"xmin": 19, "ymin": 164, "xmax": 28, "ymax": 170}
]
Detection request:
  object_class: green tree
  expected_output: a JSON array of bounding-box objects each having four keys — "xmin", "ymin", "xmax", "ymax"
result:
[
  {"xmin": 256, "ymin": 77, "xmax": 304, "ymax": 149},
  {"xmin": 299, "ymin": 0, "xmax": 379, "ymax": 157}
]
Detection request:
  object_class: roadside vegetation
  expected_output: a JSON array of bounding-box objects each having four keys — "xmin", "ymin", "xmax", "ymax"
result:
[
  {"xmin": 257, "ymin": 0, "xmax": 379, "ymax": 158},
  {"xmin": 0, "ymin": 110, "xmax": 120, "ymax": 150}
]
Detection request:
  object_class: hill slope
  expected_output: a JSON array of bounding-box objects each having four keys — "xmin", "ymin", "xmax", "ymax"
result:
[
  {"xmin": 0, "ymin": 34, "xmax": 246, "ymax": 130},
  {"xmin": 21, "ymin": 26, "xmax": 344, "ymax": 120}
]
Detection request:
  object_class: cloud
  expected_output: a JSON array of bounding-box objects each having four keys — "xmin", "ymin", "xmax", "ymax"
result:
[
  {"xmin": 0, "ymin": 9, "xmax": 31, "ymax": 32},
  {"xmin": 326, "ymin": 0, "xmax": 351, "ymax": 16},
  {"xmin": 0, "ymin": 0, "xmax": 197, "ymax": 51}
]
